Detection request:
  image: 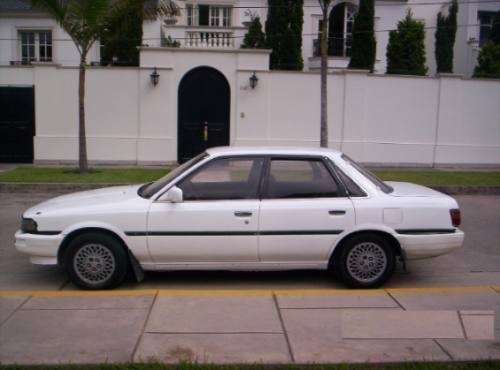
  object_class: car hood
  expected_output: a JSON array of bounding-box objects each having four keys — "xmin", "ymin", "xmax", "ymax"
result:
[
  {"xmin": 23, "ymin": 185, "xmax": 143, "ymax": 217},
  {"xmin": 385, "ymin": 181, "xmax": 446, "ymax": 197}
]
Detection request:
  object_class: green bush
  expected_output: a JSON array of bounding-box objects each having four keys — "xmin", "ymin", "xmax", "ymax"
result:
[
  {"xmin": 265, "ymin": 0, "xmax": 304, "ymax": 70},
  {"xmin": 386, "ymin": 10, "xmax": 428, "ymax": 76},
  {"xmin": 241, "ymin": 16, "xmax": 266, "ymax": 49},
  {"xmin": 348, "ymin": 0, "xmax": 376, "ymax": 71},
  {"xmin": 474, "ymin": 41, "xmax": 500, "ymax": 78},
  {"xmin": 435, "ymin": 0, "xmax": 458, "ymax": 73}
]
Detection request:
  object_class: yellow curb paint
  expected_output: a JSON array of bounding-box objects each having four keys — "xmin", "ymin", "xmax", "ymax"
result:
[
  {"xmin": 0, "ymin": 285, "xmax": 497, "ymax": 298},
  {"xmin": 385, "ymin": 286, "xmax": 493, "ymax": 295}
]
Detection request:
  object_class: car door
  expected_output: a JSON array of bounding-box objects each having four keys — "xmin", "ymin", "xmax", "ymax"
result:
[
  {"xmin": 258, "ymin": 157, "xmax": 355, "ymax": 264},
  {"xmin": 147, "ymin": 156, "xmax": 265, "ymax": 265}
]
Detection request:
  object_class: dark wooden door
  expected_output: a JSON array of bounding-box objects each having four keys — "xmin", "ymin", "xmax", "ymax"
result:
[
  {"xmin": 178, "ymin": 67, "xmax": 230, "ymax": 163},
  {"xmin": 0, "ymin": 87, "xmax": 35, "ymax": 163}
]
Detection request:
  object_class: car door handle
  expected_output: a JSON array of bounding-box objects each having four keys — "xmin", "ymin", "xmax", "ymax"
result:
[
  {"xmin": 329, "ymin": 210, "xmax": 346, "ymax": 215},
  {"xmin": 234, "ymin": 211, "xmax": 253, "ymax": 217}
]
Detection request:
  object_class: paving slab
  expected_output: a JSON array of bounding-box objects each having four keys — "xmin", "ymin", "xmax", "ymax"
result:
[
  {"xmin": 389, "ymin": 291, "xmax": 500, "ymax": 310},
  {"xmin": 341, "ymin": 310, "xmax": 464, "ymax": 339},
  {"xmin": 298, "ymin": 339, "xmax": 450, "ymax": 363},
  {"xmin": 280, "ymin": 310, "xmax": 448, "ymax": 363},
  {"xmin": 461, "ymin": 314, "xmax": 495, "ymax": 340},
  {"xmin": 276, "ymin": 291, "xmax": 398, "ymax": 309},
  {"xmin": 23, "ymin": 295, "xmax": 154, "ymax": 310},
  {"xmin": 0, "ymin": 296, "xmax": 28, "ymax": 325},
  {"xmin": 0, "ymin": 308, "xmax": 148, "ymax": 364},
  {"xmin": 437, "ymin": 339, "xmax": 500, "ymax": 360},
  {"xmin": 134, "ymin": 333, "xmax": 291, "ymax": 363},
  {"xmin": 146, "ymin": 295, "xmax": 282, "ymax": 333}
]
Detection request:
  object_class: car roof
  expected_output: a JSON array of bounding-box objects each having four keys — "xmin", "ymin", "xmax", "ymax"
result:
[{"xmin": 206, "ymin": 146, "xmax": 342, "ymax": 158}]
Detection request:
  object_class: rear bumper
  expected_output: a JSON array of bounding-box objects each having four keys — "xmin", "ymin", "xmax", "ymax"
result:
[
  {"xmin": 15, "ymin": 230, "xmax": 62, "ymax": 265},
  {"xmin": 397, "ymin": 229, "xmax": 464, "ymax": 260}
]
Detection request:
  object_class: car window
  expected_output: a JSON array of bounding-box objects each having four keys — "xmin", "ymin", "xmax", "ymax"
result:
[
  {"xmin": 334, "ymin": 165, "xmax": 367, "ymax": 197},
  {"xmin": 341, "ymin": 154, "xmax": 393, "ymax": 194},
  {"xmin": 266, "ymin": 159, "xmax": 340, "ymax": 199},
  {"xmin": 177, "ymin": 157, "xmax": 264, "ymax": 200}
]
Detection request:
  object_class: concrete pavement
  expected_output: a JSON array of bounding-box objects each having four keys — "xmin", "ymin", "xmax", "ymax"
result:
[{"xmin": 0, "ymin": 286, "xmax": 499, "ymax": 365}]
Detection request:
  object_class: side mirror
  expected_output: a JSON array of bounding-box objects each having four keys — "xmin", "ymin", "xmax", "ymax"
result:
[{"xmin": 159, "ymin": 186, "xmax": 183, "ymax": 203}]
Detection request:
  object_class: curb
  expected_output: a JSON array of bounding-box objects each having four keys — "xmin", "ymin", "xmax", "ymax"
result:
[{"xmin": 1, "ymin": 182, "xmax": 500, "ymax": 195}]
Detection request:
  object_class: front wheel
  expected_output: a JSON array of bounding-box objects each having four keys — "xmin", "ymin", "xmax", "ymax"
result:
[
  {"xmin": 333, "ymin": 234, "xmax": 396, "ymax": 288},
  {"xmin": 64, "ymin": 233, "xmax": 128, "ymax": 289}
]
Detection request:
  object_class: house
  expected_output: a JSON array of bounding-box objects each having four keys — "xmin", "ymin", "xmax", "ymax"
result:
[
  {"xmin": 1, "ymin": 0, "xmax": 499, "ymax": 75},
  {"xmin": 0, "ymin": 0, "xmax": 499, "ymax": 167}
]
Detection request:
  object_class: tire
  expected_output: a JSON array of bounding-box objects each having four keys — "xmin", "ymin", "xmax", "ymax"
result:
[
  {"xmin": 63, "ymin": 232, "xmax": 128, "ymax": 289},
  {"xmin": 333, "ymin": 233, "xmax": 396, "ymax": 288}
]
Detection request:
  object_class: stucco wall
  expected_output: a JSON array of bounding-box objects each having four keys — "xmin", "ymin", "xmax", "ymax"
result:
[{"xmin": 0, "ymin": 49, "xmax": 498, "ymax": 166}]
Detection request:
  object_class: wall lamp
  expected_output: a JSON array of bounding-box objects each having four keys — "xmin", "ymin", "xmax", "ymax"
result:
[
  {"xmin": 249, "ymin": 71, "xmax": 258, "ymax": 89},
  {"xmin": 150, "ymin": 67, "xmax": 160, "ymax": 86}
]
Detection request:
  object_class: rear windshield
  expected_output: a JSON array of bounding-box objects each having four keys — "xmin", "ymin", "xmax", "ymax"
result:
[{"xmin": 341, "ymin": 154, "xmax": 393, "ymax": 194}]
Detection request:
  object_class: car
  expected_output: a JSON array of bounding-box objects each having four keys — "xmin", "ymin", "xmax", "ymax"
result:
[{"xmin": 15, "ymin": 146, "xmax": 464, "ymax": 289}]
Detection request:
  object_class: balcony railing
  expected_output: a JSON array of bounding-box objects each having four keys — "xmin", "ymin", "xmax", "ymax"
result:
[{"xmin": 185, "ymin": 31, "xmax": 234, "ymax": 48}]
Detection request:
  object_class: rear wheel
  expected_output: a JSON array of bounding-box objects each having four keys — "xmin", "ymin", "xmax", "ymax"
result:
[
  {"xmin": 333, "ymin": 234, "xmax": 395, "ymax": 288},
  {"xmin": 63, "ymin": 232, "xmax": 128, "ymax": 289}
]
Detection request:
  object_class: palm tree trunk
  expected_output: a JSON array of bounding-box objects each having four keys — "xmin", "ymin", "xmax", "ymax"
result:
[
  {"xmin": 78, "ymin": 55, "xmax": 88, "ymax": 173},
  {"xmin": 320, "ymin": 4, "xmax": 329, "ymax": 148}
]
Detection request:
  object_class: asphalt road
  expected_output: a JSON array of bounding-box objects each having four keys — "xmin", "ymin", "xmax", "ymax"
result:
[{"xmin": 1, "ymin": 191, "xmax": 499, "ymax": 291}]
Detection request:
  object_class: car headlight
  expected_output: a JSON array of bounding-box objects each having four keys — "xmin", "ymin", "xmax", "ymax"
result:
[{"xmin": 21, "ymin": 218, "xmax": 38, "ymax": 233}]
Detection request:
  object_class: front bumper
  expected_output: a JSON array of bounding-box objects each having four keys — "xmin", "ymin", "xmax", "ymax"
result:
[
  {"xmin": 398, "ymin": 229, "xmax": 464, "ymax": 260},
  {"xmin": 15, "ymin": 230, "xmax": 63, "ymax": 265}
]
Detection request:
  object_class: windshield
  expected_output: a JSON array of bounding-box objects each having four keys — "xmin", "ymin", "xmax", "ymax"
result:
[
  {"xmin": 341, "ymin": 154, "xmax": 393, "ymax": 194},
  {"xmin": 138, "ymin": 152, "xmax": 208, "ymax": 198}
]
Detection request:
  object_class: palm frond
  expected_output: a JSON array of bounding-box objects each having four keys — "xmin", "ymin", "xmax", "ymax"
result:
[{"xmin": 31, "ymin": 0, "xmax": 68, "ymax": 24}]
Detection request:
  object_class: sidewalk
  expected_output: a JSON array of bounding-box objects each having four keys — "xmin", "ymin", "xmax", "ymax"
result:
[{"xmin": 1, "ymin": 286, "xmax": 499, "ymax": 365}]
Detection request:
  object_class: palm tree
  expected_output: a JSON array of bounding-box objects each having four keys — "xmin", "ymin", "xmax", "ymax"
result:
[
  {"xmin": 318, "ymin": 0, "xmax": 332, "ymax": 148},
  {"xmin": 31, "ymin": 0, "xmax": 178, "ymax": 173}
]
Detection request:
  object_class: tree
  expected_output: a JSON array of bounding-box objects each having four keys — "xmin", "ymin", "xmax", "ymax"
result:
[
  {"xmin": 318, "ymin": 0, "xmax": 332, "ymax": 148},
  {"xmin": 265, "ymin": 0, "xmax": 304, "ymax": 70},
  {"xmin": 100, "ymin": 1, "xmax": 143, "ymax": 66},
  {"xmin": 348, "ymin": 0, "xmax": 376, "ymax": 71},
  {"xmin": 386, "ymin": 10, "xmax": 428, "ymax": 76},
  {"xmin": 474, "ymin": 42, "xmax": 500, "ymax": 78},
  {"xmin": 241, "ymin": 16, "xmax": 266, "ymax": 48},
  {"xmin": 435, "ymin": 0, "xmax": 458, "ymax": 73},
  {"xmin": 31, "ymin": 0, "xmax": 178, "ymax": 173}
]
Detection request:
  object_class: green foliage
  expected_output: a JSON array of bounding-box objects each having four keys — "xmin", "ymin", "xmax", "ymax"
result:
[
  {"xmin": 100, "ymin": 0, "xmax": 143, "ymax": 66},
  {"xmin": 435, "ymin": 0, "xmax": 458, "ymax": 73},
  {"xmin": 474, "ymin": 41, "xmax": 500, "ymax": 78},
  {"xmin": 161, "ymin": 35, "xmax": 181, "ymax": 48},
  {"xmin": 386, "ymin": 10, "xmax": 428, "ymax": 76},
  {"xmin": 241, "ymin": 16, "xmax": 266, "ymax": 49},
  {"xmin": 265, "ymin": 0, "xmax": 304, "ymax": 70},
  {"xmin": 348, "ymin": 0, "xmax": 376, "ymax": 71}
]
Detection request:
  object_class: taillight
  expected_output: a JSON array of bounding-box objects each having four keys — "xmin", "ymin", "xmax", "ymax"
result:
[{"xmin": 450, "ymin": 209, "xmax": 461, "ymax": 227}]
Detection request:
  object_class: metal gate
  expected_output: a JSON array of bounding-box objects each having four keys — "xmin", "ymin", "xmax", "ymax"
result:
[{"xmin": 0, "ymin": 86, "xmax": 35, "ymax": 163}]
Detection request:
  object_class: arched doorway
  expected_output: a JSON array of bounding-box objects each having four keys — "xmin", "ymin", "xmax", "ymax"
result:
[{"xmin": 178, "ymin": 66, "xmax": 230, "ymax": 163}]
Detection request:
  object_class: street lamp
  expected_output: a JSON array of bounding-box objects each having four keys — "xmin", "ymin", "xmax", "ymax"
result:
[
  {"xmin": 249, "ymin": 71, "xmax": 258, "ymax": 89},
  {"xmin": 150, "ymin": 67, "xmax": 160, "ymax": 86}
]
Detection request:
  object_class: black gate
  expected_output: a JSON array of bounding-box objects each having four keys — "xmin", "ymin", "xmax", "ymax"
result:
[
  {"xmin": 178, "ymin": 67, "xmax": 230, "ymax": 163},
  {"xmin": 0, "ymin": 87, "xmax": 35, "ymax": 163}
]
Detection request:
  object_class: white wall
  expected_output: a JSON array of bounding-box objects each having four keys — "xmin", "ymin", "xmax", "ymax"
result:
[{"xmin": 1, "ymin": 48, "xmax": 498, "ymax": 166}]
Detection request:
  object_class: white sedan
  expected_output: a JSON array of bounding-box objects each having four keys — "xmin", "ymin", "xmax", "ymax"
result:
[{"xmin": 15, "ymin": 147, "xmax": 464, "ymax": 289}]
